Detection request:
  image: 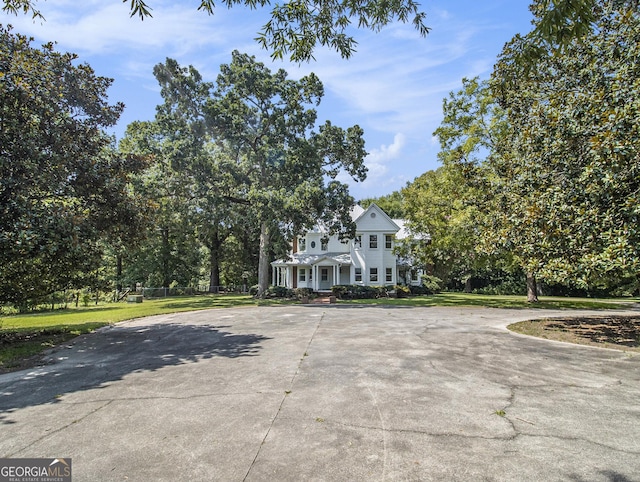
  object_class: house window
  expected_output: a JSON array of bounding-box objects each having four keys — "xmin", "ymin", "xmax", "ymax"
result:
[
  {"xmin": 299, "ymin": 269, "xmax": 306, "ymax": 282},
  {"xmin": 370, "ymin": 268, "xmax": 378, "ymax": 282},
  {"xmin": 354, "ymin": 235, "xmax": 362, "ymax": 248},
  {"xmin": 299, "ymin": 238, "xmax": 306, "ymax": 252},
  {"xmin": 321, "ymin": 268, "xmax": 328, "ymax": 281},
  {"xmin": 386, "ymin": 268, "xmax": 393, "ymax": 282},
  {"xmin": 411, "ymin": 269, "xmax": 419, "ymax": 281},
  {"xmin": 321, "ymin": 238, "xmax": 328, "ymax": 251},
  {"xmin": 369, "ymin": 234, "xmax": 378, "ymax": 249},
  {"xmin": 310, "ymin": 241, "xmax": 316, "ymax": 249},
  {"xmin": 355, "ymin": 268, "xmax": 362, "ymax": 282},
  {"xmin": 385, "ymin": 235, "xmax": 393, "ymax": 249}
]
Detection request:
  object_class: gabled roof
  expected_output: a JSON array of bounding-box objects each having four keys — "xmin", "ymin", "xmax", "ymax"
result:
[
  {"xmin": 352, "ymin": 203, "xmax": 400, "ymax": 232},
  {"xmin": 349, "ymin": 204, "xmax": 366, "ymax": 220}
]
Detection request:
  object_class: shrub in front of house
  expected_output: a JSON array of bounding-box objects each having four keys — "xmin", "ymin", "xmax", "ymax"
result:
[
  {"xmin": 410, "ymin": 275, "xmax": 443, "ymax": 295},
  {"xmin": 394, "ymin": 285, "xmax": 411, "ymax": 298},
  {"xmin": 264, "ymin": 285, "xmax": 293, "ymax": 298},
  {"xmin": 294, "ymin": 288, "xmax": 313, "ymax": 300},
  {"xmin": 331, "ymin": 285, "xmax": 387, "ymax": 299}
]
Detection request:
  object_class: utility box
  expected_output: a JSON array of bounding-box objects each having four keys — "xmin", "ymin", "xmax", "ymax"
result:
[{"xmin": 127, "ymin": 295, "xmax": 143, "ymax": 303}]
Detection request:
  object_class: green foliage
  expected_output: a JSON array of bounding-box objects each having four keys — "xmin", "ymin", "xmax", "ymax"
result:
[
  {"xmin": 420, "ymin": 275, "xmax": 443, "ymax": 295},
  {"xmin": 120, "ymin": 58, "xmax": 255, "ymax": 291},
  {"xmin": 2, "ymin": 0, "xmax": 429, "ymax": 62},
  {"xmin": 257, "ymin": 0, "xmax": 429, "ymax": 61},
  {"xmin": 331, "ymin": 284, "xmax": 387, "ymax": 299},
  {"xmin": 262, "ymin": 285, "xmax": 293, "ymax": 298},
  {"xmin": 204, "ymin": 51, "xmax": 367, "ymax": 296},
  {"xmin": 80, "ymin": 293, "xmax": 92, "ymax": 307},
  {"xmin": 529, "ymin": 0, "xmax": 639, "ymax": 52},
  {"xmin": 0, "ymin": 26, "xmax": 145, "ymax": 309},
  {"xmin": 488, "ymin": 3, "xmax": 640, "ymax": 292},
  {"xmin": 359, "ymin": 191, "xmax": 405, "ymax": 218},
  {"xmin": 394, "ymin": 285, "xmax": 411, "ymax": 298},
  {"xmin": 403, "ymin": 78, "xmax": 509, "ymax": 289},
  {"xmin": 293, "ymin": 287, "xmax": 313, "ymax": 300}
]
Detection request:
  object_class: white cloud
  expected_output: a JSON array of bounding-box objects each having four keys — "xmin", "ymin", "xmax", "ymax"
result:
[
  {"xmin": 368, "ymin": 133, "xmax": 406, "ymax": 162},
  {"xmin": 349, "ymin": 133, "xmax": 406, "ymax": 193},
  {"xmin": 2, "ymin": 0, "xmax": 532, "ymax": 198},
  {"xmin": 2, "ymin": 0, "xmax": 255, "ymax": 56}
]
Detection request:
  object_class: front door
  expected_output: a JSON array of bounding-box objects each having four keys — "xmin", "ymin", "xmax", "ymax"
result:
[{"xmin": 319, "ymin": 266, "xmax": 332, "ymax": 290}]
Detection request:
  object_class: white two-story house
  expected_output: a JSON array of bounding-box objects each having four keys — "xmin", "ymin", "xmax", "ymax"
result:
[{"xmin": 271, "ymin": 203, "xmax": 426, "ymax": 292}]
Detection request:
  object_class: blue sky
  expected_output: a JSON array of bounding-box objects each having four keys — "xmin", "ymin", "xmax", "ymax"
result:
[{"xmin": 2, "ymin": 1, "xmax": 534, "ymax": 200}]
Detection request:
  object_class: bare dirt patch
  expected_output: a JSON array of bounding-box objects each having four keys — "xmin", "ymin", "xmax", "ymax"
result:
[{"xmin": 509, "ymin": 315, "xmax": 640, "ymax": 352}]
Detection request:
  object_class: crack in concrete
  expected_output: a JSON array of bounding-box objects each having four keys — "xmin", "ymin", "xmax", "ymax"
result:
[
  {"xmin": 280, "ymin": 415, "xmax": 640, "ymax": 456},
  {"xmin": 296, "ymin": 416, "xmax": 520, "ymax": 442},
  {"xmin": 242, "ymin": 311, "xmax": 325, "ymax": 482},
  {"xmin": 6, "ymin": 399, "xmax": 114, "ymax": 458},
  {"xmin": 366, "ymin": 386, "xmax": 388, "ymax": 481}
]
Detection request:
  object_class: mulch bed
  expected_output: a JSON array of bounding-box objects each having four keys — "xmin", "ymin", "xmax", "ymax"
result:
[{"xmin": 513, "ymin": 315, "xmax": 640, "ymax": 352}]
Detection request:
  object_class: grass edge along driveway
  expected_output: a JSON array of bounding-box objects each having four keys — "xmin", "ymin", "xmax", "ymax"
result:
[{"xmin": 1, "ymin": 293, "xmax": 637, "ymax": 372}]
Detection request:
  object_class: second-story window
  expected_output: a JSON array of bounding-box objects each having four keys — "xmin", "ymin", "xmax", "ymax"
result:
[
  {"xmin": 354, "ymin": 235, "xmax": 362, "ymax": 248},
  {"xmin": 385, "ymin": 235, "xmax": 393, "ymax": 249},
  {"xmin": 369, "ymin": 234, "xmax": 378, "ymax": 249},
  {"xmin": 299, "ymin": 238, "xmax": 306, "ymax": 252},
  {"xmin": 321, "ymin": 238, "xmax": 328, "ymax": 251}
]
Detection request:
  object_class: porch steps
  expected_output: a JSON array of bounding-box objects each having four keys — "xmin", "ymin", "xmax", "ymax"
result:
[
  {"xmin": 311, "ymin": 295, "xmax": 331, "ymax": 304},
  {"xmin": 309, "ymin": 294, "xmax": 337, "ymax": 304}
]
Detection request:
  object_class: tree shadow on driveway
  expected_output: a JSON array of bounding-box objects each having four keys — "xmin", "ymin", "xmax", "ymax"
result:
[{"xmin": 0, "ymin": 321, "xmax": 271, "ymax": 420}]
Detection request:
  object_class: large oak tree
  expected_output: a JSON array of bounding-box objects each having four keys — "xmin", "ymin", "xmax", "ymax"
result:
[{"xmin": 204, "ymin": 51, "xmax": 367, "ymax": 295}]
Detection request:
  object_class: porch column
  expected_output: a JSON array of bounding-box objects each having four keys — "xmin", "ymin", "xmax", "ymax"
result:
[{"xmin": 313, "ymin": 265, "xmax": 318, "ymax": 291}]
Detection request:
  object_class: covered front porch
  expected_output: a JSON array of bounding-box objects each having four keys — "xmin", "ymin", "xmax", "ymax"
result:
[{"xmin": 272, "ymin": 253, "xmax": 352, "ymax": 292}]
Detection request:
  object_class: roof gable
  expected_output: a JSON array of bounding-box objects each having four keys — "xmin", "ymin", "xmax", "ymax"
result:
[{"xmin": 353, "ymin": 203, "xmax": 400, "ymax": 232}]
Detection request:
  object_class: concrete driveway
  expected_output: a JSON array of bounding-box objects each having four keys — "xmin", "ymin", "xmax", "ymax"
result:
[{"xmin": 1, "ymin": 305, "xmax": 639, "ymax": 481}]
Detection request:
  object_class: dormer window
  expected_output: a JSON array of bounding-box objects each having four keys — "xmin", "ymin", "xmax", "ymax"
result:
[
  {"xmin": 298, "ymin": 238, "xmax": 306, "ymax": 252},
  {"xmin": 321, "ymin": 239, "xmax": 328, "ymax": 251}
]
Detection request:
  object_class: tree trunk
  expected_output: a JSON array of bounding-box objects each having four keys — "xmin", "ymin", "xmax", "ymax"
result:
[
  {"xmin": 257, "ymin": 222, "xmax": 271, "ymax": 297},
  {"xmin": 208, "ymin": 236, "xmax": 221, "ymax": 293},
  {"xmin": 464, "ymin": 277, "xmax": 472, "ymax": 293},
  {"xmin": 161, "ymin": 226, "xmax": 171, "ymax": 288},
  {"xmin": 526, "ymin": 272, "xmax": 539, "ymax": 303},
  {"xmin": 116, "ymin": 254, "xmax": 123, "ymax": 293}
]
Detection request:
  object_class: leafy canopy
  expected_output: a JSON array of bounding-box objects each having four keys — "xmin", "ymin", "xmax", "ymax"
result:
[
  {"xmin": 489, "ymin": 1, "xmax": 640, "ymax": 291},
  {"xmin": 0, "ymin": 26, "xmax": 145, "ymax": 308},
  {"xmin": 119, "ymin": 52, "xmax": 368, "ymax": 295},
  {"xmin": 2, "ymin": 0, "xmax": 429, "ymax": 62}
]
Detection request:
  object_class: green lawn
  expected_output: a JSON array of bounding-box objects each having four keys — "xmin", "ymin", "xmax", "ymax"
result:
[
  {"xmin": 339, "ymin": 293, "xmax": 638, "ymax": 310},
  {"xmin": 1, "ymin": 294, "xmax": 259, "ymax": 331},
  {"xmin": 1, "ymin": 292, "xmax": 637, "ymax": 371},
  {"xmin": 0, "ymin": 294, "xmax": 260, "ymax": 370}
]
